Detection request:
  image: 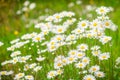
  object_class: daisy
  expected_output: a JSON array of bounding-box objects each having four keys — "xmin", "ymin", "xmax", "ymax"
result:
[
  {"xmin": 0, "ymin": 71, "xmax": 7, "ymax": 75},
  {"xmin": 10, "ymin": 38, "xmax": 20, "ymax": 44},
  {"xmin": 77, "ymin": 44, "xmax": 88, "ymax": 51},
  {"xmin": 6, "ymin": 71, "xmax": 14, "ymax": 75},
  {"xmin": 56, "ymin": 69, "xmax": 63, "ymax": 75},
  {"xmin": 29, "ymin": 63, "xmax": 37, "ymax": 69},
  {"xmin": 14, "ymin": 73, "xmax": 25, "ymax": 80},
  {"xmin": 82, "ymin": 57, "xmax": 90, "ymax": 65},
  {"xmin": 75, "ymin": 62, "xmax": 86, "ymax": 69},
  {"xmin": 66, "ymin": 34, "xmax": 77, "ymax": 41},
  {"xmin": 78, "ymin": 20, "xmax": 89, "ymax": 29},
  {"xmin": 99, "ymin": 52, "xmax": 110, "ymax": 60},
  {"xmin": 62, "ymin": 58, "xmax": 68, "ymax": 65},
  {"xmin": 96, "ymin": 6, "xmax": 110, "ymax": 15},
  {"xmin": 91, "ymin": 50, "xmax": 101, "ymax": 56},
  {"xmin": 12, "ymin": 57, "xmax": 19, "ymax": 64},
  {"xmin": 24, "ymin": 64, "xmax": 30, "ymax": 71},
  {"xmin": 89, "ymin": 65, "xmax": 100, "ymax": 73},
  {"xmin": 25, "ymin": 75, "xmax": 34, "ymax": 80},
  {"xmin": 68, "ymin": 50, "xmax": 78, "ymax": 57},
  {"xmin": 76, "ymin": 51, "xmax": 85, "ymax": 58},
  {"xmin": 24, "ymin": 1, "xmax": 30, "ymax": 6},
  {"xmin": 99, "ymin": 36, "xmax": 112, "ymax": 44},
  {"xmin": 0, "ymin": 41, "xmax": 4, "ymax": 47},
  {"xmin": 53, "ymin": 35, "xmax": 65, "ymax": 42},
  {"xmin": 67, "ymin": 56, "xmax": 77, "ymax": 64},
  {"xmin": 47, "ymin": 44, "xmax": 59, "ymax": 52},
  {"xmin": 91, "ymin": 45, "xmax": 100, "ymax": 51},
  {"xmin": 54, "ymin": 27, "xmax": 66, "ymax": 34},
  {"xmin": 103, "ymin": 20, "xmax": 112, "ymax": 28},
  {"xmin": 32, "ymin": 34, "xmax": 44, "ymax": 42},
  {"xmin": 29, "ymin": 3, "xmax": 36, "ymax": 10},
  {"xmin": 83, "ymin": 75, "xmax": 96, "ymax": 80},
  {"xmin": 54, "ymin": 61, "xmax": 63, "ymax": 69},
  {"xmin": 10, "ymin": 51, "xmax": 21, "ymax": 57},
  {"xmin": 47, "ymin": 71, "xmax": 57, "ymax": 79},
  {"xmin": 71, "ymin": 28, "xmax": 84, "ymax": 34},
  {"xmin": 90, "ymin": 20, "xmax": 101, "ymax": 29},
  {"xmin": 94, "ymin": 71, "xmax": 105, "ymax": 78},
  {"xmin": 19, "ymin": 56, "xmax": 28, "ymax": 63},
  {"xmin": 34, "ymin": 66, "xmax": 42, "ymax": 72},
  {"xmin": 36, "ymin": 56, "xmax": 45, "ymax": 62}
]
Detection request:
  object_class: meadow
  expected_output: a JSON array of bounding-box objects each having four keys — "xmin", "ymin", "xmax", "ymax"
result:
[{"xmin": 0, "ymin": 0, "xmax": 120, "ymax": 80}]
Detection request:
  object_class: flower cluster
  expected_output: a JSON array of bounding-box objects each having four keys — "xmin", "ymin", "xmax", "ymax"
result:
[{"xmin": 0, "ymin": 6, "xmax": 117, "ymax": 80}]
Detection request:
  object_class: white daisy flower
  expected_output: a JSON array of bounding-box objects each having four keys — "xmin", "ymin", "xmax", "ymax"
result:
[
  {"xmin": 99, "ymin": 52, "xmax": 110, "ymax": 60},
  {"xmin": 32, "ymin": 34, "xmax": 44, "ymax": 42},
  {"xmin": 78, "ymin": 20, "xmax": 89, "ymax": 29},
  {"xmin": 83, "ymin": 74, "xmax": 96, "ymax": 80},
  {"xmin": 0, "ymin": 41, "xmax": 4, "ymax": 47},
  {"xmin": 91, "ymin": 45, "xmax": 100, "ymax": 51},
  {"xmin": 96, "ymin": 6, "xmax": 110, "ymax": 15},
  {"xmin": 14, "ymin": 73, "xmax": 25, "ymax": 80},
  {"xmin": 82, "ymin": 57, "xmax": 90, "ymax": 65},
  {"xmin": 91, "ymin": 50, "xmax": 101, "ymax": 56},
  {"xmin": 10, "ymin": 51, "xmax": 21, "ymax": 57},
  {"xmin": 75, "ymin": 62, "xmax": 86, "ymax": 69},
  {"xmin": 77, "ymin": 44, "xmax": 88, "ymax": 51},
  {"xmin": 99, "ymin": 36, "xmax": 112, "ymax": 44},
  {"xmin": 94, "ymin": 71, "xmax": 105, "ymax": 78},
  {"xmin": 76, "ymin": 51, "xmax": 85, "ymax": 59},
  {"xmin": 89, "ymin": 65, "xmax": 100, "ymax": 73},
  {"xmin": 34, "ymin": 66, "xmax": 42, "ymax": 72},
  {"xmin": 47, "ymin": 71, "xmax": 57, "ymax": 79},
  {"xmin": 25, "ymin": 75, "xmax": 34, "ymax": 80},
  {"xmin": 29, "ymin": 3, "xmax": 36, "ymax": 10},
  {"xmin": 24, "ymin": 1, "xmax": 30, "ymax": 6}
]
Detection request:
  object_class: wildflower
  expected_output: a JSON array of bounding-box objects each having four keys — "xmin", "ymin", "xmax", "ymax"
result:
[
  {"xmin": 0, "ymin": 71, "xmax": 7, "ymax": 75},
  {"xmin": 83, "ymin": 75, "xmax": 96, "ymax": 80},
  {"xmin": 68, "ymin": 50, "xmax": 78, "ymax": 57},
  {"xmin": 77, "ymin": 44, "xmax": 88, "ymax": 51},
  {"xmin": 78, "ymin": 20, "xmax": 89, "ymax": 29},
  {"xmin": 47, "ymin": 71, "xmax": 57, "ymax": 79},
  {"xmin": 54, "ymin": 61, "xmax": 63, "ymax": 69},
  {"xmin": 99, "ymin": 52, "xmax": 110, "ymax": 60},
  {"xmin": 75, "ymin": 62, "xmax": 86, "ymax": 69},
  {"xmin": 25, "ymin": 75, "xmax": 34, "ymax": 80},
  {"xmin": 14, "ymin": 73, "xmax": 25, "ymax": 80},
  {"xmin": 29, "ymin": 3, "xmax": 36, "ymax": 10},
  {"xmin": 34, "ymin": 66, "xmax": 42, "ymax": 72},
  {"xmin": 94, "ymin": 71, "xmax": 105, "ymax": 78},
  {"xmin": 10, "ymin": 39, "xmax": 20, "ymax": 44},
  {"xmin": 91, "ymin": 50, "xmax": 101, "ymax": 56},
  {"xmin": 0, "ymin": 41, "xmax": 4, "ymax": 47},
  {"xmin": 10, "ymin": 51, "xmax": 21, "ymax": 57},
  {"xmin": 36, "ymin": 56, "xmax": 45, "ymax": 62},
  {"xmin": 82, "ymin": 57, "xmax": 90, "ymax": 65},
  {"xmin": 91, "ymin": 45, "xmax": 100, "ymax": 51},
  {"xmin": 14, "ymin": 30, "xmax": 19, "ymax": 35},
  {"xmin": 32, "ymin": 34, "xmax": 44, "ymax": 42},
  {"xmin": 56, "ymin": 69, "xmax": 63, "ymax": 75},
  {"xmin": 24, "ymin": 1, "xmax": 30, "ymax": 6},
  {"xmin": 96, "ymin": 6, "xmax": 110, "ymax": 15},
  {"xmin": 89, "ymin": 65, "xmax": 100, "ymax": 73},
  {"xmin": 67, "ymin": 56, "xmax": 77, "ymax": 64},
  {"xmin": 76, "ymin": 51, "xmax": 85, "ymax": 58},
  {"xmin": 99, "ymin": 36, "xmax": 112, "ymax": 44}
]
